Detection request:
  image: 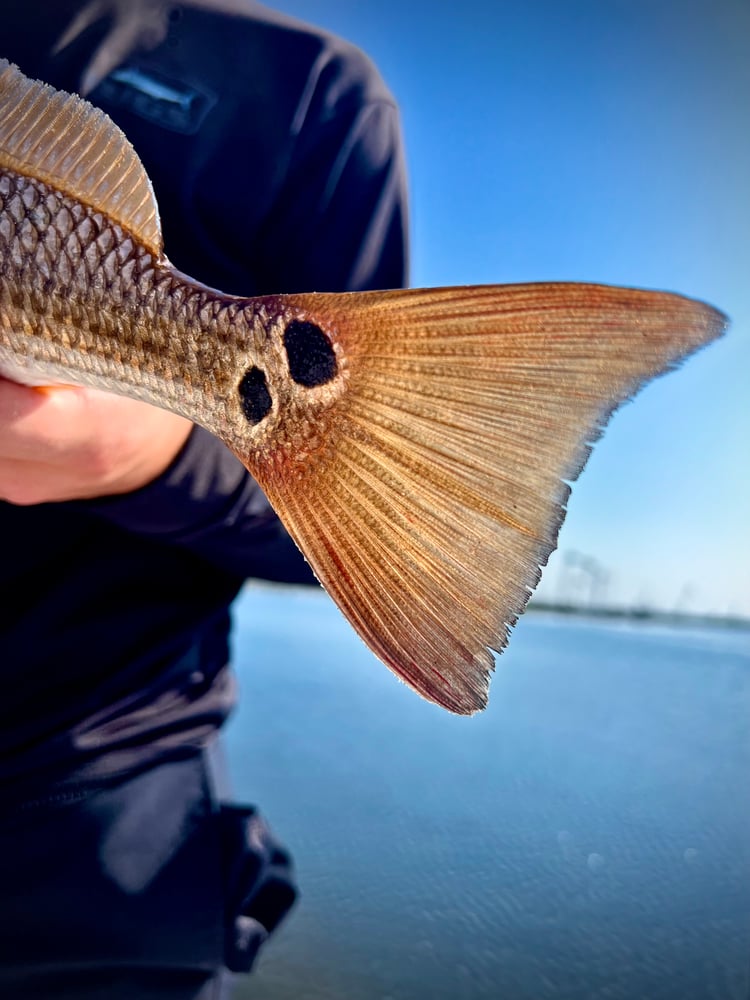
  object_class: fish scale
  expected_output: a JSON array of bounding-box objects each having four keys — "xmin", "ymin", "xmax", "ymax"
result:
[
  {"xmin": 0, "ymin": 59, "xmax": 727, "ymax": 714},
  {"xmin": 1, "ymin": 169, "xmax": 242, "ymax": 421}
]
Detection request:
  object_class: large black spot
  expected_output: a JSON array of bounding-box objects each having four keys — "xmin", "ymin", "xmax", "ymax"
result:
[
  {"xmin": 283, "ymin": 320, "xmax": 337, "ymax": 387},
  {"xmin": 238, "ymin": 366, "xmax": 272, "ymax": 424}
]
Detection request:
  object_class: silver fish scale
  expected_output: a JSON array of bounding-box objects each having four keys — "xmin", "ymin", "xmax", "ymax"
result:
[
  {"xmin": 0, "ymin": 171, "xmax": 149, "ymax": 308},
  {"xmin": 0, "ymin": 168, "xmax": 292, "ymax": 446}
]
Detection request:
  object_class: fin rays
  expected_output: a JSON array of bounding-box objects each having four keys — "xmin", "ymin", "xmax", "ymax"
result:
[
  {"xmin": 249, "ymin": 283, "xmax": 726, "ymax": 714},
  {"xmin": 301, "ymin": 476, "xmax": 489, "ymax": 708}
]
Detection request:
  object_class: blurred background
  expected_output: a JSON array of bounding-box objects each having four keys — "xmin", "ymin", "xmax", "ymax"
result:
[{"xmin": 227, "ymin": 2, "xmax": 750, "ymax": 998}]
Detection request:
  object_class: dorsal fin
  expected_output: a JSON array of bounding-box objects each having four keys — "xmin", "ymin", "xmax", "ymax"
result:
[{"xmin": 0, "ymin": 59, "xmax": 162, "ymax": 256}]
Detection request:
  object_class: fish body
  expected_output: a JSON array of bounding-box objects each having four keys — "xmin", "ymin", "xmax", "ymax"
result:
[
  {"xmin": 0, "ymin": 60, "xmax": 727, "ymax": 714},
  {"xmin": 0, "ymin": 166, "xmax": 344, "ymax": 469}
]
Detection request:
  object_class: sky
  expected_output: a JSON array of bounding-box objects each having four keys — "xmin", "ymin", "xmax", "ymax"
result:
[{"xmin": 270, "ymin": 0, "xmax": 749, "ymax": 617}]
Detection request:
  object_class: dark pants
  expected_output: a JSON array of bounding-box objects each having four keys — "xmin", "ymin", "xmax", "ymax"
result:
[{"xmin": 0, "ymin": 746, "xmax": 296, "ymax": 999}]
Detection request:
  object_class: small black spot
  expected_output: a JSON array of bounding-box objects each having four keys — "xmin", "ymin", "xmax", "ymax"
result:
[
  {"xmin": 239, "ymin": 367, "xmax": 272, "ymax": 424},
  {"xmin": 283, "ymin": 320, "xmax": 337, "ymax": 387}
]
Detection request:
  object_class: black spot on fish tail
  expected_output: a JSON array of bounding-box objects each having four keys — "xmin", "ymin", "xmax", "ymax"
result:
[
  {"xmin": 283, "ymin": 320, "xmax": 337, "ymax": 387},
  {"xmin": 239, "ymin": 366, "xmax": 272, "ymax": 424}
]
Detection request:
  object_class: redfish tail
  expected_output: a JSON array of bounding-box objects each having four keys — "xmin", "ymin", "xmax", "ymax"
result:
[{"xmin": 239, "ymin": 283, "xmax": 726, "ymax": 715}]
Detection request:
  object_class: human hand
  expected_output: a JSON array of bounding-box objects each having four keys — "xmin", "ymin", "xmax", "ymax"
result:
[{"xmin": 0, "ymin": 378, "xmax": 193, "ymax": 504}]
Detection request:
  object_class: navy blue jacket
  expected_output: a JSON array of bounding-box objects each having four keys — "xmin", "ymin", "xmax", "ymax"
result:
[{"xmin": 0, "ymin": 0, "xmax": 408, "ymax": 795}]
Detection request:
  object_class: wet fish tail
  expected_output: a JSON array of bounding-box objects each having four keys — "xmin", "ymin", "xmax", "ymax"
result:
[
  {"xmin": 243, "ymin": 284, "xmax": 726, "ymax": 714},
  {"xmin": 0, "ymin": 59, "xmax": 728, "ymax": 713}
]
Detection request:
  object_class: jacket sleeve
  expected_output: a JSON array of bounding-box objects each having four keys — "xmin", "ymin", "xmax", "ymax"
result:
[
  {"xmin": 83, "ymin": 62, "xmax": 409, "ymax": 584},
  {"xmin": 82, "ymin": 425, "xmax": 316, "ymax": 583},
  {"xmin": 251, "ymin": 89, "xmax": 409, "ymax": 295}
]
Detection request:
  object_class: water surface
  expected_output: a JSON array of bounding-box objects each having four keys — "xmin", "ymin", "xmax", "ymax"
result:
[{"xmin": 225, "ymin": 586, "xmax": 750, "ymax": 1000}]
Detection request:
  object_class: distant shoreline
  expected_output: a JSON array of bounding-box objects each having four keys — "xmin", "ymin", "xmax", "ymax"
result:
[
  {"xmin": 244, "ymin": 581, "xmax": 750, "ymax": 633},
  {"xmin": 527, "ymin": 601, "xmax": 750, "ymax": 632}
]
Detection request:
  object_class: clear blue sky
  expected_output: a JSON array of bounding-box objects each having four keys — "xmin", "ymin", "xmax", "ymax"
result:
[{"xmin": 271, "ymin": 0, "xmax": 749, "ymax": 617}]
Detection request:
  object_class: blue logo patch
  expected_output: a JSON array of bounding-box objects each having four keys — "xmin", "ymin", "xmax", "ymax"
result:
[{"xmin": 94, "ymin": 65, "xmax": 216, "ymax": 135}]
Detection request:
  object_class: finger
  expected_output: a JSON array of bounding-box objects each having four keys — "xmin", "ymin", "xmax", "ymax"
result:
[
  {"xmin": 0, "ymin": 377, "xmax": 53, "ymax": 422},
  {"xmin": 0, "ymin": 456, "xmax": 82, "ymax": 505},
  {"xmin": 0, "ymin": 380, "xmax": 90, "ymax": 461}
]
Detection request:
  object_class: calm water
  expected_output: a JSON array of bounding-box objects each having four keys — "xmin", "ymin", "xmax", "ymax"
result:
[{"xmin": 225, "ymin": 585, "xmax": 750, "ymax": 1000}]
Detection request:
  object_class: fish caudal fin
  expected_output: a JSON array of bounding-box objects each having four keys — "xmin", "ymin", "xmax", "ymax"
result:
[{"xmin": 248, "ymin": 283, "xmax": 725, "ymax": 714}]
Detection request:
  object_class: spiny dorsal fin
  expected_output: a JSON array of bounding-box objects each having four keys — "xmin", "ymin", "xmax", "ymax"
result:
[
  {"xmin": 245, "ymin": 283, "xmax": 726, "ymax": 715},
  {"xmin": 0, "ymin": 59, "xmax": 161, "ymax": 256}
]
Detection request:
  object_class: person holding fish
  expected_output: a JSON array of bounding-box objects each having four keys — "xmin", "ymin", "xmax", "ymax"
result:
[
  {"xmin": 0, "ymin": 0, "xmax": 727, "ymax": 996},
  {"xmin": 0, "ymin": 1, "xmax": 408, "ymax": 996}
]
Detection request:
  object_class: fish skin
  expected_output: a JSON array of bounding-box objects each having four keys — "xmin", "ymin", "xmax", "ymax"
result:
[
  {"xmin": 0, "ymin": 168, "xmax": 348, "ymax": 475},
  {"xmin": 0, "ymin": 60, "xmax": 728, "ymax": 713}
]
